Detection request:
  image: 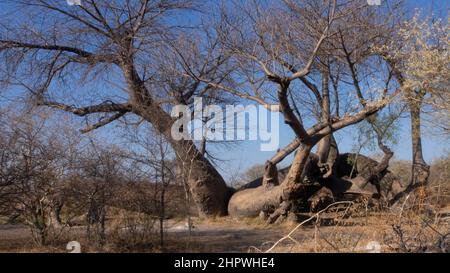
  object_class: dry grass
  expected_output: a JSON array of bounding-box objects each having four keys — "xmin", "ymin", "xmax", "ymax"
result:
[
  {"xmin": 248, "ymin": 197, "xmax": 449, "ymax": 253},
  {"xmin": 1, "ymin": 204, "xmax": 448, "ymax": 253}
]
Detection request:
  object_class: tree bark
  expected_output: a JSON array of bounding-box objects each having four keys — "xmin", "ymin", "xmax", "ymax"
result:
[
  {"xmin": 317, "ymin": 72, "xmax": 331, "ymax": 165},
  {"xmin": 121, "ymin": 60, "xmax": 230, "ymax": 217},
  {"xmin": 410, "ymin": 103, "xmax": 430, "ymax": 184},
  {"xmin": 228, "ymin": 144, "xmax": 317, "ymax": 220},
  {"xmin": 174, "ymin": 140, "xmax": 231, "ymax": 217},
  {"xmin": 49, "ymin": 202, "xmax": 63, "ymax": 229},
  {"xmin": 405, "ymin": 101, "xmax": 430, "ymax": 206}
]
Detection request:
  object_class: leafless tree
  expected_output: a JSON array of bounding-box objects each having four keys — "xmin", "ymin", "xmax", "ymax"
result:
[
  {"xmin": 64, "ymin": 142, "xmax": 125, "ymax": 245},
  {"xmin": 196, "ymin": 0, "xmax": 405, "ymax": 222},
  {"xmin": 0, "ymin": 0, "xmax": 233, "ymax": 217},
  {"xmin": 0, "ymin": 108, "xmax": 77, "ymax": 245},
  {"xmin": 124, "ymin": 125, "xmax": 178, "ymax": 249}
]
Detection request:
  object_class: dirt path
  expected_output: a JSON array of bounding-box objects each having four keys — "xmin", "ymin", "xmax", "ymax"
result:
[
  {"xmin": 163, "ymin": 220, "xmax": 287, "ymax": 252},
  {"xmin": 0, "ymin": 220, "xmax": 287, "ymax": 253},
  {"xmin": 0, "ymin": 224, "xmax": 34, "ymax": 252}
]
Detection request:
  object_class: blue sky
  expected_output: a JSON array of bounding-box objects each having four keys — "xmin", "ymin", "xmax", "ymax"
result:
[{"xmin": 406, "ymin": 0, "xmax": 449, "ymax": 16}]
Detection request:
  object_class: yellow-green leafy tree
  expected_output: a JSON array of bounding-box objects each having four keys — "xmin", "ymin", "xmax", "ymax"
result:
[{"xmin": 376, "ymin": 12, "xmax": 449, "ymax": 198}]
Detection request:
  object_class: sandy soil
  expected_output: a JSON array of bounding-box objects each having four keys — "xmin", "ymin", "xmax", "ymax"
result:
[{"xmin": 0, "ymin": 219, "xmax": 288, "ymax": 253}]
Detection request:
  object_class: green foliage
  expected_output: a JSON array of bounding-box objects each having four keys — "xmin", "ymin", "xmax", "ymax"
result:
[{"xmin": 353, "ymin": 105, "xmax": 404, "ymax": 153}]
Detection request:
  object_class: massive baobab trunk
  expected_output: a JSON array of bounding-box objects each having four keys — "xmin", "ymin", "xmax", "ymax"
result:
[
  {"xmin": 174, "ymin": 140, "xmax": 232, "ymax": 217},
  {"xmin": 229, "ymin": 142, "xmax": 318, "ymax": 220},
  {"xmin": 228, "ymin": 148, "xmax": 318, "ymax": 219},
  {"xmin": 228, "ymin": 150, "xmax": 406, "ymax": 220},
  {"xmin": 122, "ymin": 61, "xmax": 231, "ymax": 217}
]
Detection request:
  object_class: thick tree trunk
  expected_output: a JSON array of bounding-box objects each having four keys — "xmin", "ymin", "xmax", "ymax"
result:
[
  {"xmin": 228, "ymin": 160, "xmax": 281, "ymax": 217},
  {"xmin": 230, "ymin": 151, "xmax": 406, "ymax": 220},
  {"xmin": 266, "ymin": 145, "xmax": 315, "ymax": 223},
  {"xmin": 143, "ymin": 108, "xmax": 230, "ymax": 217},
  {"xmin": 389, "ymin": 100, "xmax": 430, "ymax": 206},
  {"xmin": 48, "ymin": 202, "xmax": 63, "ymax": 228},
  {"xmin": 121, "ymin": 60, "xmax": 230, "ymax": 217},
  {"xmin": 174, "ymin": 140, "xmax": 232, "ymax": 217},
  {"xmin": 397, "ymin": 101, "xmax": 431, "ymax": 208},
  {"xmin": 138, "ymin": 104, "xmax": 230, "ymax": 217},
  {"xmin": 281, "ymin": 145, "xmax": 314, "ymax": 198},
  {"xmin": 410, "ymin": 103, "xmax": 430, "ymax": 187},
  {"xmin": 228, "ymin": 183, "xmax": 283, "ymax": 218},
  {"xmin": 317, "ymin": 71, "xmax": 331, "ymax": 166},
  {"xmin": 228, "ymin": 144, "xmax": 317, "ymax": 220}
]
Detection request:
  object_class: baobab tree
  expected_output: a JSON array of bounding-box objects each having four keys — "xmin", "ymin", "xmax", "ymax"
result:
[
  {"xmin": 192, "ymin": 0, "xmax": 406, "ymax": 222},
  {"xmin": 0, "ymin": 0, "xmax": 233, "ymax": 217}
]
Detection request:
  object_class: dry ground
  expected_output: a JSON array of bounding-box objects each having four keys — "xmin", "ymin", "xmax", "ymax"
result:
[
  {"xmin": 1, "ymin": 206, "xmax": 449, "ymax": 253},
  {"xmin": 0, "ymin": 218, "xmax": 286, "ymax": 253}
]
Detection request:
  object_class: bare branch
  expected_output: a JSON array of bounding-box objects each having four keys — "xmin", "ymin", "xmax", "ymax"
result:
[
  {"xmin": 38, "ymin": 101, "xmax": 131, "ymax": 117},
  {"xmin": 287, "ymin": 0, "xmax": 337, "ymax": 81},
  {"xmin": 80, "ymin": 111, "xmax": 127, "ymax": 134},
  {"xmin": 0, "ymin": 40, "xmax": 118, "ymax": 64}
]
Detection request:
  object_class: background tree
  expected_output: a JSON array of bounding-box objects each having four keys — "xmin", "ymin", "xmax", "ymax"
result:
[
  {"xmin": 376, "ymin": 11, "xmax": 450, "ymax": 202},
  {"xmin": 0, "ymin": 108, "xmax": 77, "ymax": 245},
  {"xmin": 69, "ymin": 144, "xmax": 124, "ymax": 245},
  {"xmin": 124, "ymin": 125, "xmax": 178, "ymax": 249}
]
